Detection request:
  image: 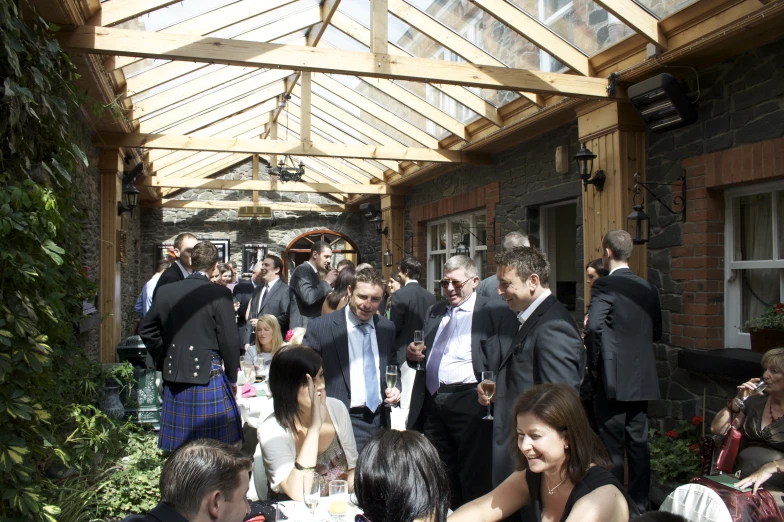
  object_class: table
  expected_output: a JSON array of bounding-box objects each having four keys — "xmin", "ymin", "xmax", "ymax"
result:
[
  {"xmin": 277, "ymin": 498, "xmax": 360, "ymax": 522},
  {"xmin": 236, "ymin": 380, "xmax": 274, "ymax": 500}
]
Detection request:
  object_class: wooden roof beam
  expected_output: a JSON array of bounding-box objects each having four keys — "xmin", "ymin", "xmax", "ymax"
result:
[
  {"xmin": 58, "ymin": 26, "xmax": 615, "ymax": 98},
  {"xmin": 593, "ymin": 0, "xmax": 667, "ymax": 50},
  {"xmin": 95, "ymin": 132, "xmax": 493, "ymax": 164},
  {"xmin": 139, "ymin": 177, "xmax": 409, "ymax": 195},
  {"xmin": 86, "ymin": 0, "xmax": 181, "ymax": 27},
  {"xmin": 144, "ymin": 200, "xmax": 352, "ymax": 212}
]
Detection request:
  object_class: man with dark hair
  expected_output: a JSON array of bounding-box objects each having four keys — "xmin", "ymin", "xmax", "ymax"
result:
[
  {"xmin": 140, "ymin": 241, "xmax": 243, "ymax": 452},
  {"xmin": 153, "ymin": 232, "xmax": 198, "ymax": 300},
  {"xmin": 336, "ymin": 258, "xmax": 355, "ymax": 272},
  {"xmin": 232, "ymin": 262, "xmax": 263, "ymax": 348},
  {"xmin": 482, "ymin": 246, "xmax": 585, "ymax": 487},
  {"xmin": 476, "ymin": 231, "xmax": 530, "ymax": 300},
  {"xmin": 585, "ymin": 230, "xmax": 662, "ymax": 513},
  {"xmin": 304, "ymin": 268, "xmax": 400, "ymax": 451},
  {"xmin": 135, "ymin": 259, "xmax": 170, "ymax": 318},
  {"xmin": 406, "ymin": 255, "xmax": 515, "ymax": 508},
  {"xmin": 121, "ymin": 439, "xmax": 252, "ymax": 522},
  {"xmin": 246, "ymin": 254, "xmax": 290, "ymax": 342},
  {"xmin": 289, "ymin": 240, "xmax": 338, "ymax": 328},
  {"xmin": 389, "ymin": 256, "xmax": 435, "ymax": 427}
]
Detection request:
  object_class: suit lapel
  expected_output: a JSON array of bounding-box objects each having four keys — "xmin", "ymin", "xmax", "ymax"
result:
[
  {"xmin": 332, "ymin": 311, "xmax": 351, "ymax": 391},
  {"xmin": 258, "ymin": 281, "xmax": 282, "ymax": 313},
  {"xmin": 500, "ymin": 295, "xmax": 556, "ymax": 368},
  {"xmin": 424, "ymin": 302, "xmax": 446, "ymax": 364}
]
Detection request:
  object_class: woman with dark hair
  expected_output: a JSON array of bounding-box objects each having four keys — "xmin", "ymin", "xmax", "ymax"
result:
[
  {"xmin": 322, "ymin": 267, "xmax": 355, "ymax": 315},
  {"xmin": 383, "ymin": 270, "xmax": 403, "ymax": 319},
  {"xmin": 355, "ymin": 430, "xmax": 450, "ymax": 522},
  {"xmin": 220, "ymin": 263, "xmax": 235, "ymax": 286},
  {"xmin": 258, "ymin": 346, "xmax": 357, "ymax": 500},
  {"xmin": 450, "ymin": 384, "xmax": 636, "ymax": 522}
]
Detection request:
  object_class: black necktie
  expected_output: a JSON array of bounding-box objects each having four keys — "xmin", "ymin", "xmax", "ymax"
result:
[{"xmin": 258, "ymin": 284, "xmax": 270, "ymax": 313}]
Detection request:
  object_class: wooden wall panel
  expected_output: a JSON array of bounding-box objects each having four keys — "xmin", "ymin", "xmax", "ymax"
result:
[
  {"xmin": 99, "ymin": 149, "xmax": 123, "ymax": 363},
  {"xmin": 380, "ymin": 195, "xmax": 406, "ymax": 280}
]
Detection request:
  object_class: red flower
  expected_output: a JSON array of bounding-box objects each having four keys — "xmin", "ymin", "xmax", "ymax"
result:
[
  {"xmin": 692, "ymin": 416, "xmax": 703, "ymax": 425},
  {"xmin": 690, "ymin": 443, "xmax": 698, "ymax": 452},
  {"xmin": 666, "ymin": 430, "xmax": 679, "ymax": 438},
  {"xmin": 285, "ymin": 330, "xmax": 294, "ymax": 342}
]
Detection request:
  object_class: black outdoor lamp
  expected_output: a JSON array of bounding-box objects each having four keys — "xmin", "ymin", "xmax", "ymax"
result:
[
  {"xmin": 626, "ymin": 193, "xmax": 650, "ymax": 245},
  {"xmin": 383, "ymin": 248, "xmax": 393, "ymax": 267},
  {"xmin": 454, "ymin": 234, "xmax": 470, "ymax": 256},
  {"xmin": 626, "ymin": 172, "xmax": 686, "ymax": 245},
  {"xmin": 360, "ymin": 203, "xmax": 388, "ymax": 235},
  {"xmin": 118, "ymin": 163, "xmax": 143, "ymax": 216},
  {"xmin": 574, "ymin": 143, "xmax": 606, "ymax": 192}
]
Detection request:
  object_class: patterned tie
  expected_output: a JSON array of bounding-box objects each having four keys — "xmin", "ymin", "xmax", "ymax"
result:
[
  {"xmin": 426, "ymin": 308, "xmax": 459, "ymax": 395},
  {"xmin": 358, "ymin": 323, "xmax": 380, "ymax": 412}
]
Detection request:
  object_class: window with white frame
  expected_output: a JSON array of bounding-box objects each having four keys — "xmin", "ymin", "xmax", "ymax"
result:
[
  {"xmin": 426, "ymin": 211, "xmax": 488, "ymax": 295},
  {"xmin": 724, "ymin": 181, "xmax": 784, "ymax": 348}
]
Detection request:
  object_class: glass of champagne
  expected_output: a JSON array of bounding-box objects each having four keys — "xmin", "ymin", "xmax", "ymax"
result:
[
  {"xmin": 242, "ymin": 355, "xmax": 255, "ymax": 384},
  {"xmin": 745, "ymin": 378, "xmax": 767, "ymax": 400},
  {"xmin": 302, "ymin": 471, "xmax": 322, "ymax": 521},
  {"xmin": 481, "ymin": 371, "xmax": 496, "ymax": 420},
  {"xmin": 386, "ymin": 365, "xmax": 398, "ymax": 409},
  {"xmin": 413, "ymin": 330, "xmax": 425, "ymax": 371},
  {"xmin": 328, "ymin": 479, "xmax": 348, "ymax": 521}
]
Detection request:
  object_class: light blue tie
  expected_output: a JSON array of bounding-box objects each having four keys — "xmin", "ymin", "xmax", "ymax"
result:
[{"xmin": 358, "ymin": 323, "xmax": 380, "ymax": 412}]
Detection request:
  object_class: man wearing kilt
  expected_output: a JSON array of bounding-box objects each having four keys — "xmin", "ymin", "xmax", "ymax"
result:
[{"xmin": 141, "ymin": 241, "xmax": 243, "ymax": 452}]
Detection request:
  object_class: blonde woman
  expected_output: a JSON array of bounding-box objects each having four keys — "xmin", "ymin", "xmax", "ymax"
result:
[{"xmin": 246, "ymin": 314, "xmax": 283, "ymax": 379}]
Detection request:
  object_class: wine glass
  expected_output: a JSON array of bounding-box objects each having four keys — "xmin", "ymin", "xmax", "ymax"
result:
[
  {"xmin": 745, "ymin": 378, "xmax": 767, "ymax": 400},
  {"xmin": 413, "ymin": 330, "xmax": 425, "ymax": 371},
  {"xmin": 386, "ymin": 365, "xmax": 398, "ymax": 409},
  {"xmin": 242, "ymin": 356, "xmax": 255, "ymax": 384},
  {"xmin": 328, "ymin": 479, "xmax": 348, "ymax": 521},
  {"xmin": 302, "ymin": 471, "xmax": 322, "ymax": 521},
  {"xmin": 481, "ymin": 371, "xmax": 496, "ymax": 420}
]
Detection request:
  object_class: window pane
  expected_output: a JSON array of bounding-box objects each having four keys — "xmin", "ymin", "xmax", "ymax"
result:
[
  {"xmin": 737, "ymin": 194, "xmax": 773, "ymax": 261},
  {"xmin": 741, "ymin": 269, "xmax": 781, "ymax": 330},
  {"xmin": 475, "ymin": 251, "xmax": 487, "ymax": 280},
  {"xmin": 430, "ymin": 224, "xmax": 439, "ymax": 251},
  {"xmin": 476, "ymin": 214, "xmax": 487, "ymax": 247},
  {"xmin": 432, "ymin": 253, "xmax": 446, "ymax": 291},
  {"xmin": 633, "ymin": 0, "xmax": 699, "ymax": 19},
  {"xmin": 438, "ymin": 223, "xmax": 447, "ymax": 251},
  {"xmin": 779, "ymin": 191, "xmax": 784, "ymax": 260}
]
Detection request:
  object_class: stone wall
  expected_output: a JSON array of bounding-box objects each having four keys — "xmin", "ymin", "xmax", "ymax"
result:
[
  {"xmin": 406, "ymin": 122, "xmax": 586, "ymax": 320},
  {"xmin": 645, "ymin": 37, "xmax": 784, "ymax": 429},
  {"xmin": 140, "ymin": 159, "xmax": 378, "ymax": 283}
]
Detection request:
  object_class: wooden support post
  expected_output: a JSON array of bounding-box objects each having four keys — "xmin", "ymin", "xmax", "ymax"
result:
[
  {"xmin": 577, "ymin": 102, "xmax": 647, "ymax": 305},
  {"xmin": 269, "ymin": 116, "xmax": 278, "ymax": 172},
  {"xmin": 300, "ymin": 72, "xmax": 312, "ymax": 144},
  {"xmin": 252, "ymin": 154, "xmax": 259, "ymax": 205},
  {"xmin": 370, "ymin": 0, "xmax": 388, "ymax": 55},
  {"xmin": 99, "ymin": 149, "xmax": 123, "ymax": 363},
  {"xmin": 380, "ymin": 195, "xmax": 406, "ymax": 280}
]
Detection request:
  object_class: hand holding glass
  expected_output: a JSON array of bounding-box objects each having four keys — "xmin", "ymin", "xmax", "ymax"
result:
[
  {"xmin": 329, "ymin": 480, "xmax": 348, "ymax": 521},
  {"xmin": 386, "ymin": 365, "xmax": 398, "ymax": 408},
  {"xmin": 481, "ymin": 371, "xmax": 496, "ymax": 420},
  {"xmin": 413, "ymin": 330, "xmax": 425, "ymax": 371}
]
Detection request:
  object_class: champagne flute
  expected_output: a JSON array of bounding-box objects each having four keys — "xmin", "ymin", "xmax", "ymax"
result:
[
  {"xmin": 328, "ymin": 480, "xmax": 348, "ymax": 521},
  {"xmin": 744, "ymin": 378, "xmax": 767, "ymax": 400},
  {"xmin": 413, "ymin": 330, "xmax": 425, "ymax": 371},
  {"xmin": 302, "ymin": 471, "xmax": 322, "ymax": 521},
  {"xmin": 481, "ymin": 371, "xmax": 496, "ymax": 420},
  {"xmin": 242, "ymin": 355, "xmax": 255, "ymax": 383},
  {"xmin": 386, "ymin": 365, "xmax": 398, "ymax": 409}
]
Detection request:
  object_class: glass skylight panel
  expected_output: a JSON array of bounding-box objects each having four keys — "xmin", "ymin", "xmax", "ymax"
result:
[
  {"xmin": 115, "ymin": 0, "xmax": 237, "ymax": 33},
  {"xmin": 393, "ymin": 79, "xmax": 479, "ymax": 126},
  {"xmin": 322, "ymin": 25, "xmax": 370, "ymax": 52},
  {"xmin": 130, "ymin": 64, "xmax": 232, "ymax": 104},
  {"xmin": 633, "ymin": 0, "xmax": 698, "ymax": 19},
  {"xmin": 337, "ymin": 0, "xmax": 370, "ymax": 28},
  {"xmin": 505, "ymin": 0, "xmax": 633, "ymax": 56},
  {"xmin": 209, "ymin": 0, "xmax": 321, "ymax": 39}
]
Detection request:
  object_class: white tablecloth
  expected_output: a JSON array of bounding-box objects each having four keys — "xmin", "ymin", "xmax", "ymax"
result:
[
  {"xmin": 236, "ymin": 381, "xmax": 274, "ymax": 501},
  {"xmin": 277, "ymin": 498, "xmax": 360, "ymax": 522}
]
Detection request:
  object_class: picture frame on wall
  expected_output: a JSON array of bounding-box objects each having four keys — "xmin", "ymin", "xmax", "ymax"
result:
[
  {"xmin": 198, "ymin": 238, "xmax": 230, "ymax": 264},
  {"xmin": 242, "ymin": 244, "xmax": 268, "ymax": 275}
]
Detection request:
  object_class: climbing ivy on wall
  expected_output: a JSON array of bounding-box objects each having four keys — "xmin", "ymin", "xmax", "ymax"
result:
[{"xmin": 0, "ymin": 2, "xmax": 119, "ymax": 520}]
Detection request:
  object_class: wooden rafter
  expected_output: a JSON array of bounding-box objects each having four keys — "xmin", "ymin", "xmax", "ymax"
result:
[
  {"xmin": 371, "ymin": 0, "xmax": 388, "ymax": 55},
  {"xmin": 57, "ymin": 26, "xmax": 614, "ymax": 98},
  {"xmin": 139, "ymin": 177, "xmax": 409, "ymax": 195},
  {"xmin": 469, "ymin": 0, "xmax": 593, "ymax": 76},
  {"xmin": 592, "ymin": 0, "xmax": 667, "ymax": 50},
  {"xmin": 87, "ymin": 0, "xmax": 181, "ymax": 27},
  {"xmin": 95, "ymin": 133, "xmax": 493, "ymax": 164},
  {"xmin": 145, "ymin": 200, "xmax": 352, "ymax": 212}
]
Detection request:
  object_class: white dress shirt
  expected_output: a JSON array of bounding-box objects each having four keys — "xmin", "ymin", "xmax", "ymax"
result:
[
  {"xmin": 345, "ymin": 306, "xmax": 381, "ymax": 408},
  {"xmin": 306, "ymin": 260, "xmax": 319, "ymax": 274},
  {"xmin": 141, "ymin": 272, "xmax": 162, "ymax": 316},
  {"xmin": 432, "ymin": 292, "xmax": 477, "ymax": 385},
  {"xmin": 609, "ymin": 265, "xmax": 628, "ymax": 275},
  {"xmin": 517, "ymin": 289, "xmax": 552, "ymax": 324}
]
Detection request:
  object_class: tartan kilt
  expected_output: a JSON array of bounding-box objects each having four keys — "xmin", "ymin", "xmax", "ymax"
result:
[{"xmin": 159, "ymin": 356, "xmax": 244, "ymax": 452}]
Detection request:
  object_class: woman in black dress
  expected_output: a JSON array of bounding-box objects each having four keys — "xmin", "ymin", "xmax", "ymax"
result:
[{"xmin": 450, "ymin": 384, "xmax": 637, "ymax": 522}]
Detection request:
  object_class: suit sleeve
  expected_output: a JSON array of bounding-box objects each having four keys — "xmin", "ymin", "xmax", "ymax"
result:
[
  {"xmin": 652, "ymin": 289, "xmax": 663, "ymax": 342},
  {"xmin": 388, "ymin": 292, "xmax": 405, "ymax": 335},
  {"xmin": 152, "ymin": 269, "xmax": 176, "ymax": 300},
  {"xmin": 533, "ymin": 316, "xmax": 585, "ymax": 393},
  {"xmin": 216, "ymin": 289, "xmax": 241, "ymax": 383},
  {"xmin": 139, "ymin": 297, "xmax": 164, "ymax": 369},
  {"xmin": 279, "ymin": 288, "xmax": 291, "ymax": 333},
  {"xmin": 303, "ymin": 324, "xmax": 322, "ymax": 354},
  {"xmin": 585, "ymin": 280, "xmax": 613, "ymax": 373},
  {"xmin": 292, "ymin": 268, "xmax": 332, "ymax": 307}
]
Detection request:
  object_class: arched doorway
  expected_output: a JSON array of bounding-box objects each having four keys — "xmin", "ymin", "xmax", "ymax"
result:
[{"xmin": 283, "ymin": 230, "xmax": 360, "ymax": 281}]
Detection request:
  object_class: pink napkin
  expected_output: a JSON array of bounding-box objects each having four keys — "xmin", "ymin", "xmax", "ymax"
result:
[{"xmin": 241, "ymin": 383, "xmax": 257, "ymax": 398}]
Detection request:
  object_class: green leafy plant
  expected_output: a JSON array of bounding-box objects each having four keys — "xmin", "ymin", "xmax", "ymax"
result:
[
  {"xmin": 745, "ymin": 303, "xmax": 784, "ymax": 332},
  {"xmin": 649, "ymin": 416, "xmax": 704, "ymax": 483}
]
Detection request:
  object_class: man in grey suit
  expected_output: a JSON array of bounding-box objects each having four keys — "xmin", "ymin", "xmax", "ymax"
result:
[
  {"xmin": 389, "ymin": 256, "xmax": 436, "ymax": 427},
  {"xmin": 246, "ymin": 254, "xmax": 290, "ymax": 344},
  {"xmin": 476, "ymin": 231, "xmax": 529, "ymax": 300},
  {"xmin": 303, "ymin": 269, "xmax": 400, "ymax": 451},
  {"xmin": 479, "ymin": 246, "xmax": 585, "ymax": 488},
  {"xmin": 289, "ymin": 241, "xmax": 337, "ymax": 328},
  {"xmin": 585, "ymin": 230, "xmax": 662, "ymax": 513}
]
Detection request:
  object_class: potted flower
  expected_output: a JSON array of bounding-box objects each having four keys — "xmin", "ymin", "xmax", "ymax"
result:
[
  {"xmin": 745, "ymin": 302, "xmax": 784, "ymax": 354},
  {"xmin": 649, "ymin": 416, "xmax": 704, "ymax": 505}
]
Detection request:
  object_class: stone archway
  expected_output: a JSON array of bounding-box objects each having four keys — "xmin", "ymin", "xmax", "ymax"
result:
[{"xmin": 283, "ymin": 229, "xmax": 360, "ymax": 280}]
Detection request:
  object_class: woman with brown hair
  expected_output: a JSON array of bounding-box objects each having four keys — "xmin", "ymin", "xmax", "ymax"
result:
[{"xmin": 449, "ymin": 384, "xmax": 636, "ymax": 522}]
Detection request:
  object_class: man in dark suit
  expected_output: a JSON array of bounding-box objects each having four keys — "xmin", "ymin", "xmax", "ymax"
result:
[
  {"xmin": 476, "ymin": 231, "xmax": 529, "ymax": 300},
  {"xmin": 585, "ymin": 229, "xmax": 662, "ymax": 513},
  {"xmin": 246, "ymin": 254, "xmax": 290, "ymax": 344},
  {"xmin": 389, "ymin": 256, "xmax": 435, "ymax": 427},
  {"xmin": 233, "ymin": 263, "xmax": 263, "ymax": 349},
  {"xmin": 406, "ymin": 255, "xmax": 515, "ymax": 508},
  {"xmin": 152, "ymin": 232, "xmax": 198, "ymax": 300},
  {"xmin": 289, "ymin": 241, "xmax": 338, "ymax": 328},
  {"xmin": 303, "ymin": 268, "xmax": 400, "ymax": 451},
  {"xmin": 480, "ymin": 246, "xmax": 585, "ymax": 487},
  {"xmin": 140, "ymin": 241, "xmax": 243, "ymax": 452}
]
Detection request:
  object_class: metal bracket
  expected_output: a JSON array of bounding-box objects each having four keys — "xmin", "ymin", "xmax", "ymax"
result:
[{"xmin": 632, "ymin": 172, "xmax": 686, "ymax": 221}]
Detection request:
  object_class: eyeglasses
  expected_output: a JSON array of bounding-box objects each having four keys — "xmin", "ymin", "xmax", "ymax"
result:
[{"xmin": 439, "ymin": 278, "xmax": 471, "ymax": 289}]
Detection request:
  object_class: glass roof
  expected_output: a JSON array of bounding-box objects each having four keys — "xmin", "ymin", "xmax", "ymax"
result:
[{"xmin": 634, "ymin": 0, "xmax": 699, "ymax": 19}]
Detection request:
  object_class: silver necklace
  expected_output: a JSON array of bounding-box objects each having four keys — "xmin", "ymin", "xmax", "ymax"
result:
[{"xmin": 547, "ymin": 476, "xmax": 567, "ymax": 495}]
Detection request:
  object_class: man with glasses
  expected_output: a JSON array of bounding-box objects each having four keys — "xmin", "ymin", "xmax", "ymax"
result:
[{"xmin": 406, "ymin": 256, "xmax": 515, "ymax": 508}]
